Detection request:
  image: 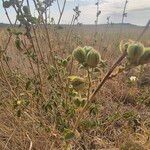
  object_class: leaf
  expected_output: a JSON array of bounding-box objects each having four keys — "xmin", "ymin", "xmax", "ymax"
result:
[
  {"xmin": 25, "ymin": 80, "xmax": 31, "ymax": 90},
  {"xmin": 17, "ymin": 109, "xmax": 21, "ymax": 117},
  {"xmin": 74, "ymin": 98, "xmax": 81, "ymax": 107},
  {"xmin": 68, "ymin": 76, "xmax": 79, "ymax": 81},
  {"xmin": 64, "ymin": 130, "xmax": 75, "ymax": 140}
]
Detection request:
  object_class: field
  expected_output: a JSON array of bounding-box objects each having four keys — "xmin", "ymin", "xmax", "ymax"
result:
[{"xmin": 0, "ymin": 23, "xmax": 150, "ymax": 150}]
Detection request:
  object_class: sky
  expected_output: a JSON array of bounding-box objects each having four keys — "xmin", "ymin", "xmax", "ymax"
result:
[{"xmin": 0, "ymin": 0, "xmax": 150, "ymax": 26}]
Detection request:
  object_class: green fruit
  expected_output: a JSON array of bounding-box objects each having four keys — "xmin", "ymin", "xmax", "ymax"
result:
[
  {"xmin": 139, "ymin": 47, "xmax": 150, "ymax": 65},
  {"xmin": 23, "ymin": 6, "xmax": 30, "ymax": 14},
  {"xmin": 86, "ymin": 50, "xmax": 100, "ymax": 68},
  {"xmin": 72, "ymin": 47, "xmax": 86, "ymax": 63},
  {"xmin": 83, "ymin": 46, "xmax": 93, "ymax": 55},
  {"xmin": 3, "ymin": 1, "xmax": 11, "ymax": 8},
  {"xmin": 127, "ymin": 43, "xmax": 144, "ymax": 65}
]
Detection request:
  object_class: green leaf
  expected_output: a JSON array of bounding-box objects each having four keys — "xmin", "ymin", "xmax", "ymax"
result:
[
  {"xmin": 64, "ymin": 130, "xmax": 75, "ymax": 140},
  {"xmin": 17, "ymin": 109, "xmax": 21, "ymax": 117},
  {"xmin": 74, "ymin": 98, "xmax": 81, "ymax": 107}
]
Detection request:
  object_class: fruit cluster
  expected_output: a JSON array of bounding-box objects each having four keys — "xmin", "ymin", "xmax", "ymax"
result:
[
  {"xmin": 121, "ymin": 42, "xmax": 150, "ymax": 66},
  {"xmin": 72, "ymin": 46, "xmax": 101, "ymax": 68}
]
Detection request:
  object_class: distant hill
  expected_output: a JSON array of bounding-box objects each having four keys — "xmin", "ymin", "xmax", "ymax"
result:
[
  {"xmin": 0, "ymin": 22, "xmax": 144, "ymax": 28},
  {"xmin": 0, "ymin": 23, "xmax": 9, "ymax": 27}
]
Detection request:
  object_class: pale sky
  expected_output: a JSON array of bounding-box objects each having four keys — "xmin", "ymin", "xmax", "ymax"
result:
[{"xmin": 0, "ymin": 0, "xmax": 150, "ymax": 26}]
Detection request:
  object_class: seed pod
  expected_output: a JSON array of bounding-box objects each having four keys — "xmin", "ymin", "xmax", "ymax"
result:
[
  {"xmin": 3, "ymin": 1, "xmax": 11, "ymax": 8},
  {"xmin": 86, "ymin": 49, "xmax": 100, "ymax": 68},
  {"xmin": 23, "ymin": 6, "xmax": 30, "ymax": 14},
  {"xmin": 83, "ymin": 46, "xmax": 93, "ymax": 55},
  {"xmin": 139, "ymin": 47, "xmax": 150, "ymax": 65},
  {"xmin": 72, "ymin": 47, "xmax": 86, "ymax": 63},
  {"xmin": 127, "ymin": 43, "xmax": 144, "ymax": 65}
]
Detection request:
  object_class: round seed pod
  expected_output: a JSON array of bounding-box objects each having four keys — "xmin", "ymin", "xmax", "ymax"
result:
[
  {"xmin": 139, "ymin": 47, "xmax": 150, "ymax": 65},
  {"xmin": 3, "ymin": 1, "xmax": 11, "ymax": 8},
  {"xmin": 86, "ymin": 50, "xmax": 101, "ymax": 68},
  {"xmin": 72, "ymin": 47, "xmax": 86, "ymax": 63},
  {"xmin": 127, "ymin": 43, "xmax": 144, "ymax": 65},
  {"xmin": 23, "ymin": 6, "xmax": 30, "ymax": 15},
  {"xmin": 83, "ymin": 46, "xmax": 93, "ymax": 55}
]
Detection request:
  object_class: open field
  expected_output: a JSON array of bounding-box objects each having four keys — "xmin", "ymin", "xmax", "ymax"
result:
[{"xmin": 0, "ymin": 23, "xmax": 150, "ymax": 150}]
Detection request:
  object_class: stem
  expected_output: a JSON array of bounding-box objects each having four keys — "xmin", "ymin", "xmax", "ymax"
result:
[
  {"xmin": 73, "ymin": 52, "xmax": 127, "ymax": 134},
  {"xmin": 87, "ymin": 68, "xmax": 91, "ymax": 101},
  {"xmin": 89, "ymin": 52, "xmax": 127, "ymax": 102},
  {"xmin": 56, "ymin": 0, "xmax": 61, "ymax": 13},
  {"xmin": 57, "ymin": 0, "xmax": 67, "ymax": 25},
  {"xmin": 120, "ymin": 0, "xmax": 128, "ymax": 39},
  {"xmin": 65, "ymin": 52, "xmax": 127, "ymax": 150},
  {"xmin": 0, "ymin": 61, "xmax": 19, "ymax": 100}
]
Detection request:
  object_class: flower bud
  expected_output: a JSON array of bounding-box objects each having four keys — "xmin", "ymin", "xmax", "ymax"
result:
[
  {"xmin": 86, "ymin": 49, "xmax": 101, "ymax": 68},
  {"xmin": 139, "ymin": 47, "xmax": 150, "ymax": 65},
  {"xmin": 127, "ymin": 43, "xmax": 144, "ymax": 65},
  {"xmin": 72, "ymin": 47, "xmax": 86, "ymax": 63}
]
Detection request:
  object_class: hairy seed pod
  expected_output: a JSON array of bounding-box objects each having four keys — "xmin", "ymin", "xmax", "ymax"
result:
[
  {"xmin": 86, "ymin": 50, "xmax": 100, "ymax": 68},
  {"xmin": 72, "ymin": 47, "xmax": 86, "ymax": 63},
  {"xmin": 23, "ymin": 6, "xmax": 30, "ymax": 14},
  {"xmin": 83, "ymin": 46, "xmax": 93, "ymax": 55},
  {"xmin": 3, "ymin": 1, "xmax": 11, "ymax": 8},
  {"xmin": 127, "ymin": 43, "xmax": 144, "ymax": 65},
  {"xmin": 139, "ymin": 47, "xmax": 150, "ymax": 65}
]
